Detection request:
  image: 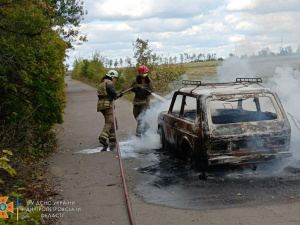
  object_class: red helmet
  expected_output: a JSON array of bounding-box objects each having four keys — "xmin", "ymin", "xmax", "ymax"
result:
[{"xmin": 138, "ymin": 65, "xmax": 149, "ymax": 74}]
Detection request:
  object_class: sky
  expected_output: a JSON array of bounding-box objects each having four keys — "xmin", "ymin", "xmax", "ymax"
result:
[{"xmin": 66, "ymin": 0, "xmax": 300, "ymax": 68}]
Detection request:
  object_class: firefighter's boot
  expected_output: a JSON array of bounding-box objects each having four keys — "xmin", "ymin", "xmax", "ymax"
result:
[
  {"xmin": 142, "ymin": 122, "xmax": 150, "ymax": 134},
  {"xmin": 135, "ymin": 122, "xmax": 142, "ymax": 137},
  {"xmin": 99, "ymin": 132, "xmax": 109, "ymax": 147},
  {"xmin": 109, "ymin": 133, "xmax": 116, "ymax": 144}
]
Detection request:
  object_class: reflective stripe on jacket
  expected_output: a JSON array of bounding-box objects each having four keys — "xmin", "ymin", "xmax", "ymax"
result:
[{"xmin": 97, "ymin": 79, "xmax": 114, "ymax": 111}]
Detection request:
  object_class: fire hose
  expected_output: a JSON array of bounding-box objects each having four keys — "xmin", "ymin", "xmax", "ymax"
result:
[
  {"xmin": 112, "ymin": 101, "xmax": 136, "ymax": 225},
  {"xmin": 287, "ymin": 112, "xmax": 300, "ymax": 133},
  {"xmin": 110, "ymin": 86, "xmax": 166, "ymax": 224},
  {"xmin": 119, "ymin": 86, "xmax": 152, "ymax": 95},
  {"xmin": 119, "ymin": 86, "xmax": 167, "ymax": 102},
  {"xmin": 119, "ymin": 87, "xmax": 134, "ymax": 95}
]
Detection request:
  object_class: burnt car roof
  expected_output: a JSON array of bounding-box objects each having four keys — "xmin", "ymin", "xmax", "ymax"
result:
[{"xmin": 178, "ymin": 78, "xmax": 273, "ymax": 97}]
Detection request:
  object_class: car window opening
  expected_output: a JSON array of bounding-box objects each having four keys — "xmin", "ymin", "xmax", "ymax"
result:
[
  {"xmin": 210, "ymin": 96, "xmax": 278, "ymax": 124},
  {"xmin": 171, "ymin": 94, "xmax": 183, "ymax": 116},
  {"xmin": 183, "ymin": 96, "xmax": 197, "ymax": 121}
]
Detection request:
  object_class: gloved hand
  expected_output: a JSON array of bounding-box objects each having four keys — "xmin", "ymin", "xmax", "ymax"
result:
[
  {"xmin": 117, "ymin": 93, "xmax": 123, "ymax": 99},
  {"xmin": 131, "ymin": 86, "xmax": 140, "ymax": 92},
  {"xmin": 143, "ymin": 87, "xmax": 153, "ymax": 93}
]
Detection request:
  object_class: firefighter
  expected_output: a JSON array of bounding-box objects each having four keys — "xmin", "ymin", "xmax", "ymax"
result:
[
  {"xmin": 97, "ymin": 70, "xmax": 123, "ymax": 146},
  {"xmin": 131, "ymin": 65, "xmax": 154, "ymax": 137}
]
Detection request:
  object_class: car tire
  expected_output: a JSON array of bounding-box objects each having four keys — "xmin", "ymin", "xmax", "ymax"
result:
[{"xmin": 186, "ymin": 147, "xmax": 198, "ymax": 170}]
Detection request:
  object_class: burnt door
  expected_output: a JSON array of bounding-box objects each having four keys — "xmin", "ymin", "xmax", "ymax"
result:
[
  {"xmin": 176, "ymin": 95, "xmax": 198, "ymax": 154},
  {"xmin": 163, "ymin": 93, "xmax": 183, "ymax": 150}
]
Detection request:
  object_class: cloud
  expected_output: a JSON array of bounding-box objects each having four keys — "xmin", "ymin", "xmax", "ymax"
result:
[
  {"xmin": 79, "ymin": 22, "xmax": 135, "ymax": 44},
  {"xmin": 226, "ymin": 0, "xmax": 258, "ymax": 11},
  {"xmin": 66, "ymin": 0, "xmax": 300, "ymax": 69},
  {"xmin": 84, "ymin": 0, "xmax": 221, "ymax": 21},
  {"xmin": 127, "ymin": 18, "xmax": 190, "ymax": 33},
  {"xmin": 225, "ymin": 0, "xmax": 300, "ymax": 13}
]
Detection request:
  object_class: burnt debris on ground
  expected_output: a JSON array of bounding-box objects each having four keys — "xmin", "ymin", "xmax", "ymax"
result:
[{"xmin": 133, "ymin": 147, "xmax": 300, "ymax": 210}]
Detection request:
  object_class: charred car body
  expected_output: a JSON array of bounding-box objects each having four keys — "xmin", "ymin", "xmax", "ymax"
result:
[{"xmin": 158, "ymin": 78, "xmax": 291, "ymax": 168}]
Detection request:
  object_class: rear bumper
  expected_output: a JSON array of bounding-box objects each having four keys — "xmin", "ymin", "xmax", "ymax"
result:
[{"xmin": 208, "ymin": 151, "xmax": 292, "ymax": 165}]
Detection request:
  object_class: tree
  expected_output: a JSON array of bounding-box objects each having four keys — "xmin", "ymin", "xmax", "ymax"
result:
[
  {"xmin": 159, "ymin": 54, "xmax": 163, "ymax": 64},
  {"xmin": 173, "ymin": 56, "xmax": 177, "ymax": 64},
  {"xmin": 114, "ymin": 59, "xmax": 118, "ymax": 68},
  {"xmin": 52, "ymin": 0, "xmax": 88, "ymax": 47},
  {"xmin": 191, "ymin": 53, "xmax": 196, "ymax": 62},
  {"xmin": 105, "ymin": 58, "xmax": 109, "ymax": 68},
  {"xmin": 180, "ymin": 54, "xmax": 184, "ymax": 63},
  {"xmin": 151, "ymin": 53, "xmax": 158, "ymax": 64},
  {"xmin": 109, "ymin": 60, "xmax": 113, "ymax": 67},
  {"xmin": 258, "ymin": 47, "xmax": 272, "ymax": 57},
  {"xmin": 279, "ymin": 46, "xmax": 293, "ymax": 56},
  {"xmin": 197, "ymin": 53, "xmax": 202, "ymax": 61},
  {"xmin": 0, "ymin": 0, "xmax": 87, "ymax": 156},
  {"xmin": 212, "ymin": 53, "xmax": 216, "ymax": 61},
  {"xmin": 132, "ymin": 38, "xmax": 152, "ymax": 66},
  {"xmin": 164, "ymin": 57, "xmax": 168, "ymax": 63},
  {"xmin": 125, "ymin": 57, "xmax": 132, "ymax": 67},
  {"xmin": 184, "ymin": 53, "xmax": 188, "ymax": 63},
  {"xmin": 0, "ymin": 0, "xmax": 87, "ymax": 48},
  {"xmin": 206, "ymin": 53, "xmax": 212, "ymax": 61}
]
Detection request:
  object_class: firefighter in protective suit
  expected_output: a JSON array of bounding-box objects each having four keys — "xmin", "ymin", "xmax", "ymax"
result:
[
  {"xmin": 131, "ymin": 65, "xmax": 154, "ymax": 137},
  {"xmin": 97, "ymin": 70, "xmax": 123, "ymax": 146}
]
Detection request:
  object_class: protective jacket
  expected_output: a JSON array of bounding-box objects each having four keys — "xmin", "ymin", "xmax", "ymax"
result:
[
  {"xmin": 97, "ymin": 78, "xmax": 117, "ymax": 111},
  {"xmin": 131, "ymin": 76, "xmax": 154, "ymax": 106}
]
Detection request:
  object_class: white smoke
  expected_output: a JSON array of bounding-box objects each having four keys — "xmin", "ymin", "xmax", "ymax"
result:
[
  {"xmin": 267, "ymin": 67, "xmax": 300, "ymax": 159},
  {"xmin": 268, "ymin": 67, "xmax": 300, "ymax": 118},
  {"xmin": 217, "ymin": 57, "xmax": 300, "ymax": 160},
  {"xmin": 217, "ymin": 57, "xmax": 256, "ymax": 82},
  {"xmin": 125, "ymin": 77, "xmax": 186, "ymax": 152}
]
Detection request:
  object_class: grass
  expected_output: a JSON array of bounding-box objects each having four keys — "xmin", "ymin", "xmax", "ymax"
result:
[{"xmin": 183, "ymin": 60, "xmax": 221, "ymax": 81}]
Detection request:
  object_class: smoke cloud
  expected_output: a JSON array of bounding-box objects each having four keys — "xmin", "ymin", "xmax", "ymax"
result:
[
  {"xmin": 216, "ymin": 57, "xmax": 300, "ymax": 160},
  {"xmin": 267, "ymin": 67, "xmax": 300, "ymax": 159}
]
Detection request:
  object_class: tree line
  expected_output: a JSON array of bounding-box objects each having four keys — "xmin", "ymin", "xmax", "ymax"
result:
[
  {"xmin": 235, "ymin": 45, "xmax": 300, "ymax": 59},
  {"xmin": 72, "ymin": 38, "xmax": 187, "ymax": 94},
  {"xmin": 71, "ymin": 51, "xmax": 223, "ymax": 70}
]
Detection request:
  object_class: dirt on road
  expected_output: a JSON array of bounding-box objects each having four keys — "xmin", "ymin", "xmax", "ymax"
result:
[{"xmin": 48, "ymin": 76, "xmax": 300, "ymax": 225}]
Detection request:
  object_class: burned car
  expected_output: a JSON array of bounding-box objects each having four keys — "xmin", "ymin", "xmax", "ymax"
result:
[{"xmin": 158, "ymin": 78, "xmax": 291, "ymax": 168}]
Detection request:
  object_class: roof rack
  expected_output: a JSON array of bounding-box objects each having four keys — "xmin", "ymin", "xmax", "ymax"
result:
[
  {"xmin": 181, "ymin": 80, "xmax": 202, "ymax": 93},
  {"xmin": 179, "ymin": 78, "xmax": 263, "ymax": 92},
  {"xmin": 182, "ymin": 80, "xmax": 201, "ymax": 85},
  {"xmin": 236, "ymin": 78, "xmax": 262, "ymax": 83}
]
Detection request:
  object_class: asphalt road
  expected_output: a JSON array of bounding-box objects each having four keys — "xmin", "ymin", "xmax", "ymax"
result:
[{"xmin": 49, "ymin": 75, "xmax": 300, "ymax": 225}]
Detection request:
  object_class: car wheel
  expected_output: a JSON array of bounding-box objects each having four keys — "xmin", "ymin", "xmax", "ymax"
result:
[{"xmin": 186, "ymin": 147, "xmax": 198, "ymax": 170}]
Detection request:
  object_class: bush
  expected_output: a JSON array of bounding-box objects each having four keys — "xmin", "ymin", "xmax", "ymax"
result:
[
  {"xmin": 72, "ymin": 52, "xmax": 108, "ymax": 84},
  {"xmin": 115, "ymin": 63, "xmax": 186, "ymax": 95}
]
